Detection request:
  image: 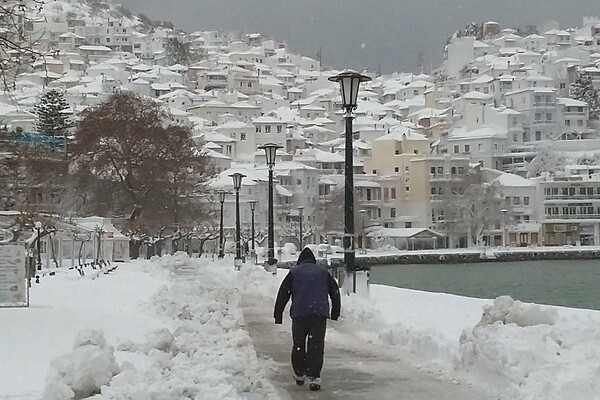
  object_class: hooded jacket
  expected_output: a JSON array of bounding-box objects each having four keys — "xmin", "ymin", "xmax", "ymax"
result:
[{"xmin": 274, "ymin": 248, "xmax": 341, "ymax": 323}]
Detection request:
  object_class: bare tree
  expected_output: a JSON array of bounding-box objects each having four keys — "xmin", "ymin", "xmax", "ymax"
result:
[
  {"xmin": 0, "ymin": 1, "xmax": 45, "ymax": 92},
  {"xmin": 71, "ymin": 92, "xmax": 216, "ymax": 236},
  {"xmin": 281, "ymin": 220, "xmax": 316, "ymax": 245},
  {"xmin": 444, "ymin": 182, "xmax": 505, "ymax": 246}
]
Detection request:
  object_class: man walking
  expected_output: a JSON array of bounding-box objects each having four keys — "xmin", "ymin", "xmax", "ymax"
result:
[{"xmin": 274, "ymin": 247, "xmax": 341, "ymax": 391}]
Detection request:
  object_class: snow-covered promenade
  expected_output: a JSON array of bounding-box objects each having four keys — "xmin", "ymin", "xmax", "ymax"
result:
[{"xmin": 1, "ymin": 254, "xmax": 599, "ymax": 399}]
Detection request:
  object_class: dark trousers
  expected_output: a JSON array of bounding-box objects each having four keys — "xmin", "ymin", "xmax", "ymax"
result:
[{"xmin": 291, "ymin": 316, "xmax": 327, "ymax": 379}]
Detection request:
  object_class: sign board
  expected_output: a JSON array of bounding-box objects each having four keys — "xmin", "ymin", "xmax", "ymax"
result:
[{"xmin": 0, "ymin": 244, "xmax": 28, "ymax": 308}]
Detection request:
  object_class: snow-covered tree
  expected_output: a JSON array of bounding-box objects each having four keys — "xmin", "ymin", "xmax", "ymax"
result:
[
  {"xmin": 34, "ymin": 90, "xmax": 71, "ymax": 137},
  {"xmin": 165, "ymin": 37, "xmax": 190, "ymax": 66},
  {"xmin": 526, "ymin": 145, "xmax": 565, "ymax": 178},
  {"xmin": 570, "ymin": 72, "xmax": 600, "ymax": 120},
  {"xmin": 464, "ymin": 22, "xmax": 482, "ymax": 39}
]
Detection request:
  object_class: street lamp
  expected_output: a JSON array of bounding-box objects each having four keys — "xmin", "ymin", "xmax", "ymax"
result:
[
  {"xmin": 35, "ymin": 221, "xmax": 42, "ymax": 271},
  {"xmin": 230, "ymin": 172, "xmax": 246, "ymax": 270},
  {"xmin": 298, "ymin": 206, "xmax": 304, "ymax": 250},
  {"xmin": 249, "ymin": 200, "xmax": 258, "ymax": 263},
  {"xmin": 501, "ymin": 208, "xmax": 508, "ymax": 248},
  {"xmin": 259, "ymin": 142, "xmax": 283, "ymax": 273},
  {"xmin": 217, "ymin": 190, "xmax": 229, "ymax": 259},
  {"xmin": 329, "ymin": 70, "xmax": 372, "ymax": 293}
]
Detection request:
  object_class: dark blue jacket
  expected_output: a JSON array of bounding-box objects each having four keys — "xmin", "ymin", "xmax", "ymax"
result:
[{"xmin": 274, "ymin": 248, "xmax": 341, "ymax": 323}]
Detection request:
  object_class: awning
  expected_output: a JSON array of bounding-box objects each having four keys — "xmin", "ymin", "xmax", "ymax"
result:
[{"xmin": 276, "ymin": 185, "xmax": 293, "ymax": 197}]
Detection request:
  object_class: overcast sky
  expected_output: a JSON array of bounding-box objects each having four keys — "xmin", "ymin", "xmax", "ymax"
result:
[{"xmin": 120, "ymin": 0, "xmax": 600, "ymax": 73}]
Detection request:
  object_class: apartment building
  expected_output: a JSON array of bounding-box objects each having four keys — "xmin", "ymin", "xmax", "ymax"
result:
[{"xmin": 533, "ymin": 166, "xmax": 600, "ymax": 245}]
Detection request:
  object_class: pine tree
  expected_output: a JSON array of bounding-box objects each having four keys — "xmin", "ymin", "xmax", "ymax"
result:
[
  {"xmin": 34, "ymin": 90, "xmax": 71, "ymax": 136},
  {"xmin": 570, "ymin": 72, "xmax": 600, "ymax": 120}
]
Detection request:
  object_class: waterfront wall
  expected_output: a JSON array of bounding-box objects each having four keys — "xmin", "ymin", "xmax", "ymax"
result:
[{"xmin": 276, "ymin": 248, "xmax": 600, "ymax": 268}]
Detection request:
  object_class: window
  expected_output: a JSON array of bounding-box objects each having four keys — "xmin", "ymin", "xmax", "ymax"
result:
[
  {"xmin": 478, "ymin": 143, "xmax": 483, "ymax": 151},
  {"xmin": 297, "ymin": 179, "xmax": 302, "ymax": 185},
  {"xmin": 437, "ymin": 167, "xmax": 444, "ymax": 174},
  {"xmin": 458, "ymin": 166, "xmax": 465, "ymax": 174},
  {"xmin": 524, "ymin": 196, "xmax": 530, "ymax": 205},
  {"xmin": 390, "ymin": 208, "xmax": 396, "ymax": 218},
  {"xmin": 384, "ymin": 187, "xmax": 389, "ymax": 200},
  {"xmin": 546, "ymin": 113, "xmax": 552, "ymax": 121},
  {"xmin": 265, "ymin": 125, "xmax": 271, "ymax": 133},
  {"xmin": 565, "ymin": 119, "xmax": 571, "ymax": 126},
  {"xmin": 578, "ymin": 120, "xmax": 584, "ymax": 127},
  {"xmin": 413, "ymin": 150, "xmax": 418, "ymax": 154},
  {"xmin": 430, "ymin": 167, "xmax": 436, "ymax": 175},
  {"xmin": 513, "ymin": 196, "xmax": 520, "ymax": 205},
  {"xmin": 535, "ymin": 131, "xmax": 541, "ymax": 141},
  {"xmin": 405, "ymin": 186, "xmax": 410, "ymax": 192},
  {"xmin": 394, "ymin": 167, "xmax": 399, "ymax": 173},
  {"xmin": 277, "ymin": 125, "xmax": 282, "ymax": 133},
  {"xmin": 378, "ymin": 208, "xmax": 382, "ymax": 218},
  {"xmin": 454, "ymin": 145, "xmax": 459, "ymax": 153},
  {"xmin": 431, "ymin": 187, "xmax": 436, "ymax": 195},
  {"xmin": 240, "ymin": 133, "xmax": 246, "ymax": 141},
  {"xmin": 391, "ymin": 188, "xmax": 396, "ymax": 199},
  {"xmin": 451, "ymin": 167, "xmax": 456, "ymax": 175},
  {"xmin": 464, "ymin": 144, "xmax": 470, "ymax": 153},
  {"xmin": 256, "ymin": 126, "xmax": 262, "ymax": 133},
  {"xmin": 560, "ymin": 83, "xmax": 566, "ymax": 89}
]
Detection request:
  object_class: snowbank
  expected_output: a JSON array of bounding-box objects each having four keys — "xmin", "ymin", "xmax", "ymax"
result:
[
  {"xmin": 43, "ymin": 253, "xmax": 278, "ymax": 400},
  {"xmin": 44, "ymin": 330, "xmax": 120, "ymax": 400},
  {"xmin": 457, "ymin": 296, "xmax": 600, "ymax": 399},
  {"xmin": 334, "ymin": 286, "xmax": 600, "ymax": 400}
]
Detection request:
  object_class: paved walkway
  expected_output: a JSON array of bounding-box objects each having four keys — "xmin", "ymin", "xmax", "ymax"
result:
[{"xmin": 242, "ymin": 295, "xmax": 493, "ymax": 400}]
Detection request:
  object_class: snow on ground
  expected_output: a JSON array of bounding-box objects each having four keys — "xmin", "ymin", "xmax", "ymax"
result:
[{"xmin": 2, "ymin": 254, "xmax": 600, "ymax": 400}]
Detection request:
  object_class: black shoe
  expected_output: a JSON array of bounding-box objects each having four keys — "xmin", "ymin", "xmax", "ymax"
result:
[
  {"xmin": 293, "ymin": 373, "xmax": 305, "ymax": 386},
  {"xmin": 308, "ymin": 377, "xmax": 321, "ymax": 391}
]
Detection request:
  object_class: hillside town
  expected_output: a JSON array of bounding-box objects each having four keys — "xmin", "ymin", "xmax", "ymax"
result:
[{"xmin": 4, "ymin": 0, "xmax": 600, "ymax": 261}]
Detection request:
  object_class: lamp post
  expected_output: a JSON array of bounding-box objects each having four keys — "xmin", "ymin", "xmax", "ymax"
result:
[
  {"xmin": 329, "ymin": 70, "xmax": 372, "ymax": 293},
  {"xmin": 501, "ymin": 208, "xmax": 508, "ymax": 248},
  {"xmin": 298, "ymin": 206, "xmax": 304, "ymax": 250},
  {"xmin": 217, "ymin": 190, "xmax": 228, "ymax": 259},
  {"xmin": 359, "ymin": 209, "xmax": 367, "ymax": 251},
  {"xmin": 249, "ymin": 200, "xmax": 258, "ymax": 263},
  {"xmin": 35, "ymin": 221, "xmax": 42, "ymax": 271},
  {"xmin": 259, "ymin": 143, "xmax": 283, "ymax": 273},
  {"xmin": 230, "ymin": 172, "xmax": 246, "ymax": 270}
]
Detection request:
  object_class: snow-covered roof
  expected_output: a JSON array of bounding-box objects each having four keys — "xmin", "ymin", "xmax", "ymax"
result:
[
  {"xmin": 367, "ymin": 228, "xmax": 445, "ymax": 238},
  {"xmin": 449, "ymin": 125, "xmax": 507, "ymax": 140},
  {"xmin": 493, "ymin": 172, "xmax": 534, "ymax": 187},
  {"xmin": 557, "ymin": 98, "xmax": 587, "ymax": 107}
]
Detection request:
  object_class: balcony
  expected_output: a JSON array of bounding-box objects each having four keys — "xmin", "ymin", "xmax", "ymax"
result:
[
  {"xmin": 546, "ymin": 214, "xmax": 600, "ymax": 220},
  {"xmin": 430, "ymin": 173, "xmax": 464, "ymax": 182},
  {"xmin": 533, "ymin": 102, "xmax": 555, "ymax": 108},
  {"xmin": 545, "ymin": 194, "xmax": 600, "ymax": 201},
  {"xmin": 532, "ymin": 119, "xmax": 556, "ymax": 125}
]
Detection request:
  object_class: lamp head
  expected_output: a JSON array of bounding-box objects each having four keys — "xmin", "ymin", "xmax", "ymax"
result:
[
  {"xmin": 259, "ymin": 143, "xmax": 283, "ymax": 168},
  {"xmin": 249, "ymin": 200, "xmax": 258, "ymax": 211},
  {"xmin": 328, "ymin": 70, "xmax": 372, "ymax": 111},
  {"xmin": 229, "ymin": 172, "xmax": 246, "ymax": 191}
]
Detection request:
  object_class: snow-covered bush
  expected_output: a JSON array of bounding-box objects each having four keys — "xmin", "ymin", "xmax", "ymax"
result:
[{"xmin": 43, "ymin": 330, "xmax": 119, "ymax": 400}]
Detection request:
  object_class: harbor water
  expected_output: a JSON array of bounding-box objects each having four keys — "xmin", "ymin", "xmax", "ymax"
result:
[{"xmin": 370, "ymin": 259, "xmax": 600, "ymax": 311}]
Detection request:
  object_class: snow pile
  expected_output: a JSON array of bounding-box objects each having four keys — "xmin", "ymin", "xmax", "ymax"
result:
[
  {"xmin": 43, "ymin": 330, "xmax": 119, "ymax": 400},
  {"xmin": 85, "ymin": 254, "xmax": 277, "ymax": 400},
  {"xmin": 333, "ymin": 291, "xmax": 456, "ymax": 369},
  {"xmin": 456, "ymin": 296, "xmax": 600, "ymax": 399},
  {"xmin": 237, "ymin": 263, "xmax": 279, "ymax": 298}
]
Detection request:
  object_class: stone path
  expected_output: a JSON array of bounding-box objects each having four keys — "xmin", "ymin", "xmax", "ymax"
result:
[{"xmin": 242, "ymin": 295, "xmax": 494, "ymax": 400}]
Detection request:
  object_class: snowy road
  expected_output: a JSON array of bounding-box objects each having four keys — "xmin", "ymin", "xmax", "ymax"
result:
[{"xmin": 242, "ymin": 295, "xmax": 491, "ymax": 400}]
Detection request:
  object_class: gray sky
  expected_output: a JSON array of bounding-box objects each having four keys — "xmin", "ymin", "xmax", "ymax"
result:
[{"xmin": 120, "ymin": 0, "xmax": 600, "ymax": 73}]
